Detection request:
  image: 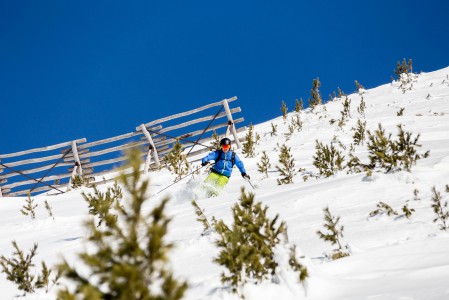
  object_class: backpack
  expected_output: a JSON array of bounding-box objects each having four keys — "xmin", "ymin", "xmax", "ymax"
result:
[{"xmin": 215, "ymin": 150, "xmax": 236, "ymax": 168}]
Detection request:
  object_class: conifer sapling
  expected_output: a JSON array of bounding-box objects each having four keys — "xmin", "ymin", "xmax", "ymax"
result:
[
  {"xmin": 317, "ymin": 207, "xmax": 349, "ymax": 260},
  {"xmin": 57, "ymin": 148, "xmax": 188, "ymax": 299}
]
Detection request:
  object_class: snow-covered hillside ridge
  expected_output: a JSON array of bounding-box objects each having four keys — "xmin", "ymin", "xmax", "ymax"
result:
[{"xmin": 1, "ymin": 66, "xmax": 449, "ymax": 300}]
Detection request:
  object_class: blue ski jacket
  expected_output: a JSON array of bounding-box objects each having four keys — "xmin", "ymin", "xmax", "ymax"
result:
[{"xmin": 202, "ymin": 150, "xmax": 246, "ymax": 178}]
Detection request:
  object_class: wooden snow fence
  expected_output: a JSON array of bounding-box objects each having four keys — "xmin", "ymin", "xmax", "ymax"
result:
[{"xmin": 0, "ymin": 96, "xmax": 245, "ymax": 197}]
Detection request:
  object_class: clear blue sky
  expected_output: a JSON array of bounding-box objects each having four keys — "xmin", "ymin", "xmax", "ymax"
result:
[{"xmin": 1, "ymin": 0, "xmax": 448, "ymax": 154}]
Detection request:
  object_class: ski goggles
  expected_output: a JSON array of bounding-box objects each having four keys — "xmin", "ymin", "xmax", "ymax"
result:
[{"xmin": 221, "ymin": 144, "xmax": 231, "ymax": 150}]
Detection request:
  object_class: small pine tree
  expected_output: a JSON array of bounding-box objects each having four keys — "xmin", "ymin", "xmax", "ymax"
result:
[
  {"xmin": 413, "ymin": 189, "xmax": 421, "ymax": 201},
  {"xmin": 270, "ymin": 122, "xmax": 278, "ymax": 136},
  {"xmin": 294, "ymin": 98, "xmax": 304, "ymax": 112},
  {"xmin": 214, "ymin": 188, "xmax": 289, "ymax": 294},
  {"xmin": 337, "ymin": 97, "xmax": 351, "ymax": 128},
  {"xmin": 316, "ymin": 207, "xmax": 349, "ymax": 260},
  {"xmin": 164, "ymin": 138, "xmax": 190, "ymax": 181},
  {"xmin": 291, "ymin": 114, "xmax": 303, "ymax": 132},
  {"xmin": 44, "ymin": 200, "xmax": 54, "ymax": 220},
  {"xmin": 242, "ymin": 123, "xmax": 256, "ymax": 158},
  {"xmin": 0, "ymin": 241, "xmax": 60, "ymax": 296},
  {"xmin": 366, "ymin": 123, "xmax": 429, "ymax": 173},
  {"xmin": 281, "ymin": 100, "xmax": 288, "ymax": 120},
  {"xmin": 21, "ymin": 193, "xmax": 37, "ymax": 220},
  {"xmin": 397, "ymin": 107, "xmax": 405, "ymax": 116},
  {"xmin": 192, "ymin": 200, "xmax": 214, "ymax": 236},
  {"xmin": 210, "ymin": 130, "xmax": 221, "ymax": 150},
  {"xmin": 308, "ymin": 78, "xmax": 322, "ymax": 109},
  {"xmin": 431, "ymin": 186, "xmax": 449, "ymax": 231},
  {"xmin": 396, "ymin": 124, "xmax": 430, "ymax": 171},
  {"xmin": 355, "ymin": 80, "xmax": 365, "ymax": 92},
  {"xmin": 357, "ymin": 96, "xmax": 366, "ymax": 118},
  {"xmin": 57, "ymin": 149, "xmax": 188, "ymax": 299},
  {"xmin": 83, "ymin": 182, "xmax": 123, "ymax": 227},
  {"xmin": 352, "ymin": 119, "xmax": 367, "ymax": 146},
  {"xmin": 276, "ymin": 144, "xmax": 296, "ymax": 185},
  {"xmin": 402, "ymin": 204, "xmax": 415, "ymax": 219},
  {"xmin": 71, "ymin": 175, "xmax": 92, "ymax": 189},
  {"xmin": 257, "ymin": 151, "xmax": 271, "ymax": 178},
  {"xmin": 369, "ymin": 201, "xmax": 398, "ymax": 217},
  {"xmin": 313, "ymin": 140, "xmax": 345, "ymax": 177},
  {"xmin": 393, "ymin": 58, "xmax": 413, "ymax": 80},
  {"xmin": 337, "ymin": 87, "xmax": 346, "ymax": 98},
  {"xmin": 288, "ymin": 245, "xmax": 308, "ymax": 283}
]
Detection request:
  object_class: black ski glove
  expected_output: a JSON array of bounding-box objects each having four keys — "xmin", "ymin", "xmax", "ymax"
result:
[
  {"xmin": 201, "ymin": 161, "xmax": 209, "ymax": 167},
  {"xmin": 241, "ymin": 173, "xmax": 250, "ymax": 180}
]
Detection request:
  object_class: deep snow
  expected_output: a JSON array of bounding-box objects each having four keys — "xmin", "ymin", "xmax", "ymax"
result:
[{"xmin": 1, "ymin": 66, "xmax": 449, "ymax": 299}]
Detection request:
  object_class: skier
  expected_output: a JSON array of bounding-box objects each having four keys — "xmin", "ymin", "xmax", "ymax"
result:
[{"xmin": 201, "ymin": 137, "xmax": 250, "ymax": 197}]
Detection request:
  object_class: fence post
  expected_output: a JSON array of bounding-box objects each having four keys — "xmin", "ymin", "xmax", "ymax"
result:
[
  {"xmin": 140, "ymin": 124, "xmax": 161, "ymax": 174},
  {"xmin": 66, "ymin": 141, "xmax": 83, "ymax": 191},
  {"xmin": 71, "ymin": 141, "xmax": 83, "ymax": 176},
  {"xmin": 222, "ymin": 98, "xmax": 242, "ymax": 149}
]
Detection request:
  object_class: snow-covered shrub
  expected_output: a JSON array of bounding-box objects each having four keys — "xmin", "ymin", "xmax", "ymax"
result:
[
  {"xmin": 57, "ymin": 149, "xmax": 188, "ymax": 299},
  {"xmin": 164, "ymin": 138, "xmax": 190, "ymax": 181},
  {"xmin": 0, "ymin": 241, "xmax": 60, "ymax": 296},
  {"xmin": 257, "ymin": 151, "xmax": 271, "ymax": 178},
  {"xmin": 366, "ymin": 123, "xmax": 429, "ymax": 173},
  {"xmin": 402, "ymin": 204, "xmax": 415, "ymax": 219},
  {"xmin": 308, "ymin": 78, "xmax": 322, "ymax": 109},
  {"xmin": 352, "ymin": 119, "xmax": 367, "ymax": 145},
  {"xmin": 313, "ymin": 140, "xmax": 345, "ymax": 178},
  {"xmin": 214, "ymin": 188, "xmax": 307, "ymax": 295},
  {"xmin": 44, "ymin": 200, "xmax": 54, "ymax": 219},
  {"xmin": 276, "ymin": 144, "xmax": 296, "ymax": 185},
  {"xmin": 355, "ymin": 80, "xmax": 365, "ymax": 93},
  {"xmin": 21, "ymin": 193, "xmax": 37, "ymax": 220},
  {"xmin": 70, "ymin": 175, "xmax": 92, "ymax": 189},
  {"xmin": 242, "ymin": 123, "xmax": 256, "ymax": 158},
  {"xmin": 281, "ymin": 100, "xmax": 288, "ymax": 121},
  {"xmin": 357, "ymin": 96, "xmax": 366, "ymax": 118},
  {"xmin": 394, "ymin": 58, "xmax": 413, "ymax": 80},
  {"xmin": 316, "ymin": 207, "xmax": 350, "ymax": 260},
  {"xmin": 192, "ymin": 200, "xmax": 215, "ymax": 236},
  {"xmin": 369, "ymin": 201, "xmax": 398, "ymax": 217},
  {"xmin": 294, "ymin": 98, "xmax": 303, "ymax": 112},
  {"xmin": 83, "ymin": 182, "xmax": 123, "ymax": 227},
  {"xmin": 337, "ymin": 97, "xmax": 351, "ymax": 129},
  {"xmin": 431, "ymin": 186, "xmax": 449, "ymax": 231},
  {"xmin": 270, "ymin": 122, "xmax": 278, "ymax": 136}
]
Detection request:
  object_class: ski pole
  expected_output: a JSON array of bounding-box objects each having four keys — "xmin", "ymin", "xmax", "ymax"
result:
[{"xmin": 245, "ymin": 177, "xmax": 256, "ymax": 190}]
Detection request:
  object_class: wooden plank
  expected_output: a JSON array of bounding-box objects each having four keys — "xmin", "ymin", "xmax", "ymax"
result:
[
  {"xmin": 1, "ymin": 161, "xmax": 80, "ymax": 179},
  {"xmin": 155, "ymin": 107, "xmax": 241, "ymax": 135},
  {"xmin": 3, "ymin": 152, "xmax": 73, "ymax": 168},
  {"xmin": 2, "ymin": 172, "xmax": 74, "ymax": 189},
  {"xmin": 63, "ymin": 148, "xmax": 89, "ymax": 157},
  {"xmin": 1, "ymin": 188, "xmax": 11, "ymax": 195},
  {"xmin": 78, "ymin": 141, "xmax": 149, "ymax": 159},
  {"xmin": 139, "ymin": 96, "xmax": 237, "ymax": 129},
  {"xmin": 6, "ymin": 184, "xmax": 65, "ymax": 197},
  {"xmin": 78, "ymin": 125, "xmax": 162, "ymax": 150},
  {"xmin": 151, "ymin": 118, "xmax": 244, "ymax": 149},
  {"xmin": 0, "ymin": 138, "xmax": 86, "ymax": 159},
  {"xmin": 68, "ymin": 167, "xmax": 93, "ymax": 174}
]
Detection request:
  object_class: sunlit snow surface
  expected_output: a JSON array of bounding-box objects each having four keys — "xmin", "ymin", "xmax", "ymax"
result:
[{"xmin": 2, "ymin": 66, "xmax": 449, "ymax": 299}]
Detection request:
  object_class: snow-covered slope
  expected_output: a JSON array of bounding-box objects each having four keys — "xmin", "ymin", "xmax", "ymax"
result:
[{"xmin": 1, "ymin": 66, "xmax": 449, "ymax": 299}]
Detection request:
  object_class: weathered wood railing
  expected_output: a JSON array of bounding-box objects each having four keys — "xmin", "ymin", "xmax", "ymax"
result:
[{"xmin": 0, "ymin": 97, "xmax": 244, "ymax": 197}]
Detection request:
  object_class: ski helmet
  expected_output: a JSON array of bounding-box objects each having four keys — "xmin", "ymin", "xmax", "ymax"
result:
[{"xmin": 220, "ymin": 138, "xmax": 232, "ymax": 146}]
